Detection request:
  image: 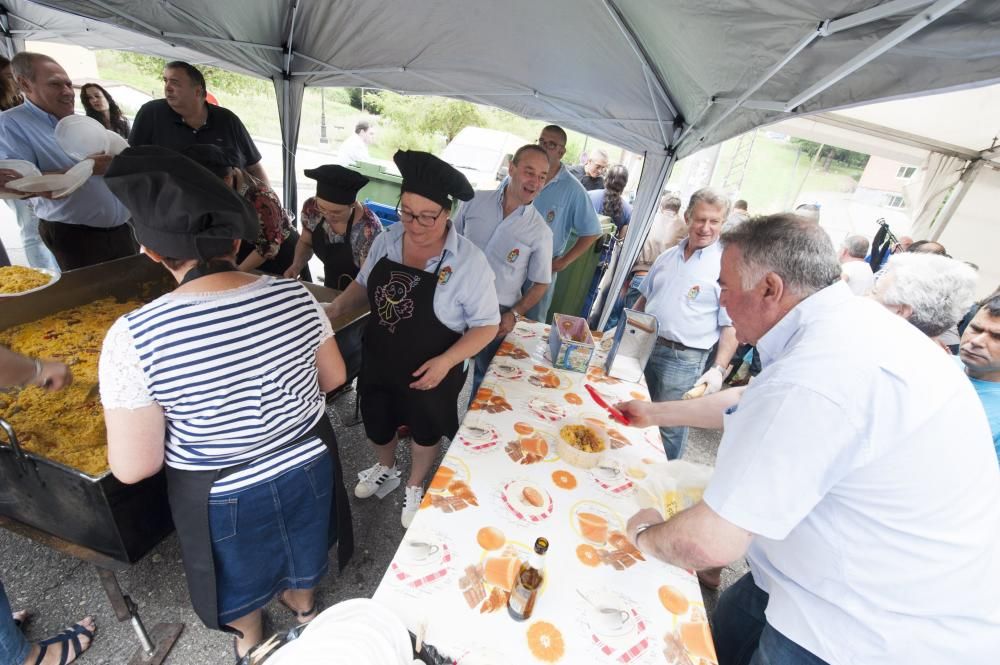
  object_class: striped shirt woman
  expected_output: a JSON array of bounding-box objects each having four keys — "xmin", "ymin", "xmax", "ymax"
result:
[{"xmin": 100, "ymin": 276, "xmax": 332, "ymax": 494}]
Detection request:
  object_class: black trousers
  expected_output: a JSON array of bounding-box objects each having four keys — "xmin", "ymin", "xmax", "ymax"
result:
[{"xmin": 37, "ymin": 219, "xmax": 138, "ymax": 271}]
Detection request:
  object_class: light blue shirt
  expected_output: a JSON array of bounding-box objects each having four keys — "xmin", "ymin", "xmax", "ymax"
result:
[
  {"xmin": 0, "ymin": 100, "xmax": 129, "ymax": 228},
  {"xmin": 453, "ymin": 184, "xmax": 553, "ymax": 308},
  {"xmin": 531, "ymin": 164, "xmax": 601, "ymax": 256},
  {"xmin": 640, "ymin": 238, "xmax": 732, "ymax": 349},
  {"xmin": 956, "ymin": 357, "xmax": 1000, "ymax": 459},
  {"xmin": 356, "ymin": 221, "xmax": 500, "ymax": 334}
]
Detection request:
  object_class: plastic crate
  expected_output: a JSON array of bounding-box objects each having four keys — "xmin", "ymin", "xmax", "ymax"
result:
[{"xmin": 363, "ymin": 198, "xmax": 399, "ymax": 227}]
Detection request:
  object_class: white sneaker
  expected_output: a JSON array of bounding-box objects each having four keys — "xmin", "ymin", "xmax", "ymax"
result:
[
  {"xmin": 354, "ymin": 463, "xmax": 401, "ymax": 499},
  {"xmin": 401, "ymin": 485, "xmax": 424, "ymax": 528}
]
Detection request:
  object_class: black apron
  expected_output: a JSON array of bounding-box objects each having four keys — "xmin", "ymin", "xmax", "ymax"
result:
[
  {"xmin": 236, "ymin": 229, "xmax": 311, "ymax": 281},
  {"xmin": 358, "ymin": 251, "xmax": 465, "ymax": 444},
  {"xmin": 313, "ymin": 206, "xmax": 359, "ymax": 291},
  {"xmin": 167, "ymin": 265, "xmax": 353, "ymax": 632}
]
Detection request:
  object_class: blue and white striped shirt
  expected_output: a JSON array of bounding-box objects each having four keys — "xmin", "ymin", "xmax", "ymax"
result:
[{"xmin": 99, "ymin": 276, "xmax": 334, "ymax": 494}]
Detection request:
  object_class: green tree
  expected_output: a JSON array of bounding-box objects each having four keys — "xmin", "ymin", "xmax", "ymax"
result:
[{"xmin": 377, "ymin": 92, "xmax": 486, "ymax": 142}]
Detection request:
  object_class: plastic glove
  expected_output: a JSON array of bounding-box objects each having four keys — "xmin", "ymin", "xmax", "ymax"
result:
[{"xmin": 693, "ymin": 366, "xmax": 724, "ymax": 395}]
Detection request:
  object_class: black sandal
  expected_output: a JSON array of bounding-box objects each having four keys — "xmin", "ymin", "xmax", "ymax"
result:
[
  {"xmin": 34, "ymin": 622, "xmax": 94, "ymax": 665},
  {"xmin": 276, "ymin": 591, "xmax": 319, "ymax": 623}
]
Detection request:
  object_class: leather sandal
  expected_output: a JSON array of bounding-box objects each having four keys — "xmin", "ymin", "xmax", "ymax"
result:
[
  {"xmin": 33, "ymin": 622, "xmax": 94, "ymax": 665},
  {"xmin": 277, "ymin": 590, "xmax": 319, "ymax": 623}
]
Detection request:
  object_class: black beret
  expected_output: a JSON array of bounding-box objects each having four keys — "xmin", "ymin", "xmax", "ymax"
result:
[
  {"xmin": 180, "ymin": 144, "xmax": 237, "ymax": 178},
  {"xmin": 104, "ymin": 146, "xmax": 258, "ymax": 261},
  {"xmin": 304, "ymin": 164, "xmax": 369, "ymax": 205},
  {"xmin": 393, "ymin": 150, "xmax": 474, "ymax": 210}
]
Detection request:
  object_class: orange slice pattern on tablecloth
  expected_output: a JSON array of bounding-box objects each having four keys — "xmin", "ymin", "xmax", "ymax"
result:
[
  {"xmin": 551, "ymin": 469, "xmax": 577, "ymax": 490},
  {"xmin": 576, "ymin": 543, "xmax": 600, "ymax": 567},
  {"xmin": 470, "ymin": 387, "xmax": 513, "ymax": 414},
  {"xmin": 477, "ymin": 526, "xmax": 506, "ymax": 551},
  {"xmin": 658, "ymin": 585, "xmax": 690, "ymax": 615},
  {"xmin": 527, "ymin": 621, "xmax": 566, "ymax": 662},
  {"xmin": 514, "ymin": 421, "xmax": 535, "ymax": 435},
  {"xmin": 506, "ymin": 434, "xmax": 550, "ymax": 465},
  {"xmin": 564, "ymin": 392, "xmax": 583, "ymax": 405}
]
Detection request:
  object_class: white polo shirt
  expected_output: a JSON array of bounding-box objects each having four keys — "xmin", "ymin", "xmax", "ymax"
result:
[
  {"xmin": 453, "ymin": 184, "xmax": 553, "ymax": 308},
  {"xmin": 639, "ymin": 238, "xmax": 732, "ymax": 350},
  {"xmin": 704, "ymin": 282, "xmax": 1000, "ymax": 665},
  {"xmin": 841, "ymin": 260, "xmax": 874, "ymax": 296},
  {"xmin": 356, "ymin": 222, "xmax": 501, "ymax": 334}
]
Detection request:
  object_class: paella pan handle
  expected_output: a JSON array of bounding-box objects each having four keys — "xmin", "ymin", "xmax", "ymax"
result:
[{"xmin": 0, "ymin": 417, "xmax": 28, "ymax": 464}]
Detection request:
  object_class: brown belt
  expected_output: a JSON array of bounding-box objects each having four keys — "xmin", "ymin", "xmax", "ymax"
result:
[{"xmin": 656, "ymin": 337, "xmax": 706, "ymax": 352}]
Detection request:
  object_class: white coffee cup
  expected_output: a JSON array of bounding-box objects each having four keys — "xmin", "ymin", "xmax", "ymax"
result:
[
  {"xmin": 403, "ymin": 540, "xmax": 440, "ymax": 563},
  {"xmin": 589, "ymin": 605, "xmax": 631, "ymax": 634}
]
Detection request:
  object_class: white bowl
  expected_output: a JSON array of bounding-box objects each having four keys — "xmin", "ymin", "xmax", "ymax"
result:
[
  {"xmin": 0, "ymin": 160, "xmax": 42, "ymax": 199},
  {"xmin": 52, "ymin": 159, "xmax": 94, "ymax": 199},
  {"xmin": 556, "ymin": 423, "xmax": 609, "ymax": 469},
  {"xmin": 55, "ymin": 115, "xmax": 109, "ymax": 160},
  {"xmin": 6, "ymin": 173, "xmax": 72, "ymax": 193},
  {"xmin": 105, "ymin": 130, "xmax": 130, "ymax": 156}
]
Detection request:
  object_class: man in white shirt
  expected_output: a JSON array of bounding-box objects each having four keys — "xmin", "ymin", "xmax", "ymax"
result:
[
  {"xmin": 454, "ymin": 144, "xmax": 553, "ymax": 396},
  {"xmin": 337, "ymin": 120, "xmax": 375, "ymax": 165},
  {"xmin": 636, "ymin": 188, "xmax": 739, "ymax": 459},
  {"xmin": 618, "ymin": 213, "xmax": 1000, "ymax": 665},
  {"xmin": 838, "ymin": 234, "xmax": 874, "ymax": 296}
]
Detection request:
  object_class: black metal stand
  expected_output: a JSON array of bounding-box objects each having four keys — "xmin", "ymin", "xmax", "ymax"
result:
[{"xmin": 0, "ymin": 516, "xmax": 183, "ymax": 664}]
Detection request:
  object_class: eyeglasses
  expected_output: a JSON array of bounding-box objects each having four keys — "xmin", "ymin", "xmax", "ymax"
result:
[
  {"xmin": 537, "ymin": 138, "xmax": 565, "ymax": 151},
  {"xmin": 396, "ymin": 204, "xmax": 445, "ymax": 227},
  {"xmin": 590, "ymin": 163, "xmax": 609, "ymax": 174}
]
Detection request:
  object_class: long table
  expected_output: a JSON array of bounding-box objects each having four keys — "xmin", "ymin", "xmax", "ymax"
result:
[{"xmin": 373, "ymin": 320, "xmax": 718, "ymax": 664}]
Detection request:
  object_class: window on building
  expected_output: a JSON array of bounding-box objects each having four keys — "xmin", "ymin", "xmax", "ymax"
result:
[
  {"xmin": 886, "ymin": 195, "xmax": 906, "ymax": 209},
  {"xmin": 896, "ymin": 166, "xmax": 917, "ymax": 179}
]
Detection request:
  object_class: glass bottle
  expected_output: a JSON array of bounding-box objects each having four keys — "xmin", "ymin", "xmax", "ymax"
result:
[{"xmin": 507, "ymin": 537, "xmax": 549, "ymax": 621}]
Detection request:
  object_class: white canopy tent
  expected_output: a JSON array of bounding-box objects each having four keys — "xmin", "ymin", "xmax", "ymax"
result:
[
  {"xmin": 775, "ymin": 82, "xmax": 1000, "ymax": 296},
  {"xmin": 2, "ymin": 0, "xmax": 999, "ymax": 318}
]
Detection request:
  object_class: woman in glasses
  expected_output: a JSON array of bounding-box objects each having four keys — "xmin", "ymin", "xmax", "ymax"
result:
[{"xmin": 325, "ymin": 150, "xmax": 499, "ymax": 528}]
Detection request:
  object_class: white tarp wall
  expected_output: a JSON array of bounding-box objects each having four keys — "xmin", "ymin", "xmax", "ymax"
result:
[{"xmin": 937, "ymin": 166, "xmax": 1000, "ymax": 297}]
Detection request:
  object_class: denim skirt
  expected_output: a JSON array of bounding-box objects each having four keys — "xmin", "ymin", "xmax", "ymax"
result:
[{"xmin": 209, "ymin": 450, "xmax": 334, "ymax": 625}]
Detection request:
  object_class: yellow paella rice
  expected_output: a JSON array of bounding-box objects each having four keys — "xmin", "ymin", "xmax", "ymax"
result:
[
  {"xmin": 0, "ymin": 297, "xmax": 142, "ymax": 476},
  {"xmin": 0, "ymin": 265, "xmax": 52, "ymax": 295}
]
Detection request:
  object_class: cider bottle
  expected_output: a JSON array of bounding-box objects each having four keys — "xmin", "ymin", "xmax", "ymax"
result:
[{"xmin": 507, "ymin": 537, "xmax": 549, "ymax": 621}]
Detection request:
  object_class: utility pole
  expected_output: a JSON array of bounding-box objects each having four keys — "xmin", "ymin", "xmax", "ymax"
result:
[{"xmin": 319, "ymin": 88, "xmax": 328, "ymax": 144}]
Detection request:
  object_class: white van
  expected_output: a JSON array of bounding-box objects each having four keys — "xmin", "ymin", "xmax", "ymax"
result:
[{"xmin": 441, "ymin": 127, "xmax": 532, "ymax": 190}]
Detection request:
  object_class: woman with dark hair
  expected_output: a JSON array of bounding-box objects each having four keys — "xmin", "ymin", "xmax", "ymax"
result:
[
  {"xmin": 80, "ymin": 83, "xmax": 129, "ymax": 138},
  {"xmin": 588, "ymin": 164, "xmax": 631, "ymax": 240},
  {"xmin": 100, "ymin": 146, "xmax": 353, "ymax": 661}
]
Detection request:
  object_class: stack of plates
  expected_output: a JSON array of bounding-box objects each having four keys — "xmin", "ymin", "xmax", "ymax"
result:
[
  {"xmin": 0, "ymin": 159, "xmax": 41, "ymax": 199},
  {"xmin": 55, "ymin": 115, "xmax": 109, "ymax": 160},
  {"xmin": 5, "ymin": 159, "xmax": 94, "ymax": 199},
  {"xmin": 267, "ymin": 599, "xmax": 419, "ymax": 665}
]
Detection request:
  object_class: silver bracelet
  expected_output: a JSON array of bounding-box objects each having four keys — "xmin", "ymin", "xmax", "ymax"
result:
[
  {"xmin": 633, "ymin": 522, "xmax": 657, "ymax": 548},
  {"xmin": 21, "ymin": 358, "xmax": 42, "ymax": 387}
]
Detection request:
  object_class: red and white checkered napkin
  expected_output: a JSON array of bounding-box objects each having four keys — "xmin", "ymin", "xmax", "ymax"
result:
[
  {"xmin": 499, "ymin": 481, "xmax": 554, "ymax": 523},
  {"xmin": 389, "ymin": 544, "xmax": 452, "ymax": 590},
  {"xmin": 590, "ymin": 609, "xmax": 650, "ymax": 663},
  {"xmin": 591, "ymin": 472, "xmax": 635, "ymax": 496}
]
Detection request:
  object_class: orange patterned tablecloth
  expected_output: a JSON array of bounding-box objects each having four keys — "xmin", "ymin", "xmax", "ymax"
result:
[{"xmin": 373, "ymin": 320, "xmax": 717, "ymax": 664}]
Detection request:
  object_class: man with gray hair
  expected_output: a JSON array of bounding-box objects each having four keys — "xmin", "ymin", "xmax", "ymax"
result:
[
  {"xmin": 0, "ymin": 52, "xmax": 134, "ymax": 270},
  {"xmin": 568, "ymin": 148, "xmax": 608, "ymax": 191},
  {"xmin": 616, "ymin": 213, "xmax": 1000, "ymax": 664},
  {"xmin": 635, "ymin": 187, "xmax": 739, "ymax": 459},
  {"xmin": 870, "ymin": 252, "xmax": 978, "ymax": 345},
  {"xmin": 838, "ymin": 234, "xmax": 873, "ymax": 296}
]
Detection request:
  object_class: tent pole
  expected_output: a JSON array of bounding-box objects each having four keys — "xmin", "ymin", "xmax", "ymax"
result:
[
  {"xmin": 929, "ymin": 159, "xmax": 983, "ymax": 241},
  {"xmin": 280, "ymin": 0, "xmax": 300, "ymax": 213},
  {"xmin": 783, "ymin": 0, "xmax": 969, "ymax": 111}
]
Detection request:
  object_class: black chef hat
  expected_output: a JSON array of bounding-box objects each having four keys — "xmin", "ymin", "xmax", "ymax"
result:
[
  {"xmin": 303, "ymin": 164, "xmax": 369, "ymax": 205},
  {"xmin": 104, "ymin": 146, "xmax": 258, "ymax": 261},
  {"xmin": 180, "ymin": 144, "xmax": 237, "ymax": 178},
  {"xmin": 393, "ymin": 150, "xmax": 474, "ymax": 210}
]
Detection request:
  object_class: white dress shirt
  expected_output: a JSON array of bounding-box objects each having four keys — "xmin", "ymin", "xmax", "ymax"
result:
[
  {"xmin": 639, "ymin": 238, "xmax": 732, "ymax": 349},
  {"xmin": 704, "ymin": 282, "xmax": 1000, "ymax": 664},
  {"xmin": 453, "ymin": 184, "xmax": 553, "ymax": 308},
  {"xmin": 356, "ymin": 221, "xmax": 500, "ymax": 334},
  {"xmin": 841, "ymin": 259, "xmax": 874, "ymax": 296}
]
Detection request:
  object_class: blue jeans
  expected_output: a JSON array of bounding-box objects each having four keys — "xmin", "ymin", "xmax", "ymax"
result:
[
  {"xmin": 713, "ymin": 573, "xmax": 829, "ymax": 665},
  {"xmin": 644, "ymin": 342, "xmax": 709, "ymax": 459},
  {"xmin": 7, "ymin": 199, "xmax": 59, "ymax": 272},
  {"xmin": 209, "ymin": 451, "xmax": 333, "ymax": 625},
  {"xmin": 523, "ymin": 273, "xmax": 557, "ymax": 324},
  {"xmin": 603, "ymin": 274, "xmax": 646, "ymax": 331},
  {"xmin": 0, "ymin": 580, "xmax": 30, "ymax": 665}
]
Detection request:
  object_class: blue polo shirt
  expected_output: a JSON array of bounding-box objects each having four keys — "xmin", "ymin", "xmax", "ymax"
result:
[
  {"xmin": 453, "ymin": 183, "xmax": 553, "ymax": 308},
  {"xmin": 0, "ymin": 100, "xmax": 129, "ymax": 228},
  {"xmin": 531, "ymin": 164, "xmax": 601, "ymax": 256}
]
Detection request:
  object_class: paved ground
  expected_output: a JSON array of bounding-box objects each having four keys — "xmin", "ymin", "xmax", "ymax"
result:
[{"xmin": 0, "ymin": 376, "xmax": 746, "ymax": 664}]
